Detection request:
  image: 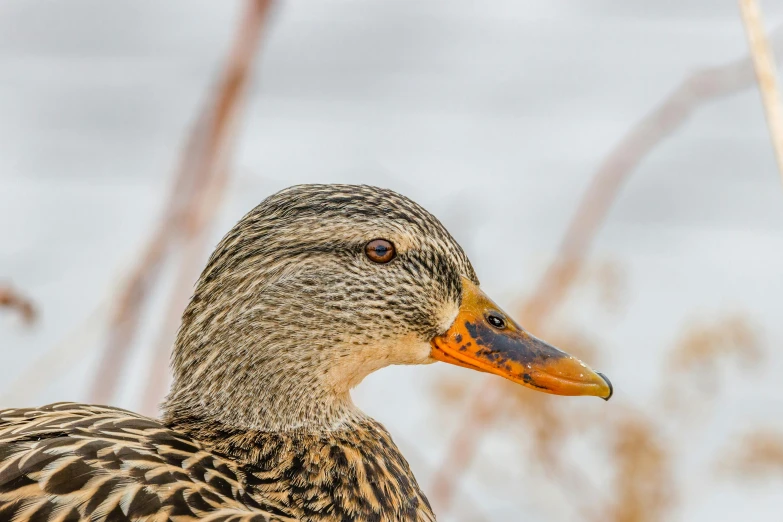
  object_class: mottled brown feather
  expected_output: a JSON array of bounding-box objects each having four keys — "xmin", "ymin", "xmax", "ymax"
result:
[
  {"xmin": 0, "ymin": 403, "xmax": 435, "ymax": 521},
  {"xmin": 0, "ymin": 403, "xmax": 297, "ymax": 522}
]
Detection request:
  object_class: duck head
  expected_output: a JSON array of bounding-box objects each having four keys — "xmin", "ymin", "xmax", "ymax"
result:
[{"xmin": 164, "ymin": 184, "xmax": 611, "ymax": 431}]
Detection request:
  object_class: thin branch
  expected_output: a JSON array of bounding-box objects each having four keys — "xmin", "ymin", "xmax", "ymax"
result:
[
  {"xmin": 88, "ymin": 0, "xmax": 273, "ymax": 407},
  {"xmin": 428, "ymin": 26, "xmax": 783, "ymax": 513},
  {"xmin": 0, "ymin": 284, "xmax": 36, "ymax": 324},
  {"xmin": 739, "ymin": 0, "xmax": 783, "ymax": 185},
  {"xmin": 139, "ymin": 0, "xmax": 274, "ymax": 416},
  {"xmin": 87, "ymin": 80, "xmax": 219, "ymax": 405},
  {"xmin": 88, "ymin": 222, "xmax": 176, "ymax": 404},
  {"xmin": 428, "ymin": 383, "xmax": 505, "ymax": 513}
]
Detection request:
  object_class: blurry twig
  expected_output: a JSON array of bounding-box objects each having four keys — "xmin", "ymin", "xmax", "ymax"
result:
[
  {"xmin": 0, "ymin": 284, "xmax": 36, "ymax": 324},
  {"xmin": 429, "ymin": 26, "xmax": 783, "ymax": 513},
  {"xmin": 88, "ymin": 0, "xmax": 274, "ymax": 408},
  {"xmin": 428, "ymin": 381, "xmax": 505, "ymax": 512},
  {"xmin": 523, "ymin": 25, "xmax": 783, "ymax": 330},
  {"xmin": 139, "ymin": 0, "xmax": 273, "ymax": 416},
  {"xmin": 739, "ymin": 0, "xmax": 783, "ymax": 183},
  {"xmin": 88, "ymin": 161, "xmax": 197, "ymax": 404}
]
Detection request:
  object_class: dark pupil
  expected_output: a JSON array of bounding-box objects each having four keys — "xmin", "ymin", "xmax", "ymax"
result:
[
  {"xmin": 366, "ymin": 239, "xmax": 394, "ymax": 263},
  {"xmin": 487, "ymin": 314, "xmax": 505, "ymax": 329}
]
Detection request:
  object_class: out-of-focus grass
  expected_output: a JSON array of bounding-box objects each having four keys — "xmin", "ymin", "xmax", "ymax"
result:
[
  {"xmin": 428, "ymin": 19, "xmax": 783, "ymax": 521},
  {"xmin": 88, "ymin": 0, "xmax": 274, "ymax": 415},
  {"xmin": 432, "ymin": 264, "xmax": 765, "ymax": 521},
  {"xmin": 3, "ymin": 3, "xmax": 780, "ymax": 521},
  {"xmin": 663, "ymin": 313, "xmax": 761, "ymax": 414},
  {"xmin": 722, "ymin": 429, "xmax": 783, "ymax": 478},
  {"xmin": 0, "ymin": 284, "xmax": 36, "ymax": 324}
]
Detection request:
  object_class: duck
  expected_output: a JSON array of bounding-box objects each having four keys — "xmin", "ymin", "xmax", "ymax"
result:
[{"xmin": 0, "ymin": 184, "xmax": 612, "ymax": 522}]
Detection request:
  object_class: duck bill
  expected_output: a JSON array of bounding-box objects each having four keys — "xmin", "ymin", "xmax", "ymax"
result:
[{"xmin": 430, "ymin": 278, "xmax": 613, "ymax": 400}]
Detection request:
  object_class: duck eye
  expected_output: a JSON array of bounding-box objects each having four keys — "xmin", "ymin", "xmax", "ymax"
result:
[
  {"xmin": 365, "ymin": 239, "xmax": 396, "ymax": 264},
  {"xmin": 486, "ymin": 312, "xmax": 506, "ymax": 329}
]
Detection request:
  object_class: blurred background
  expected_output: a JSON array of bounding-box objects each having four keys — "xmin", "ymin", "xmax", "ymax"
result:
[{"xmin": 2, "ymin": 1, "xmax": 783, "ymax": 520}]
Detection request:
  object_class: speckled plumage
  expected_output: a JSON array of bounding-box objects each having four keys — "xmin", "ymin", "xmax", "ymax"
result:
[
  {"xmin": 0, "ymin": 403, "xmax": 295, "ymax": 522},
  {"xmin": 0, "ymin": 403, "xmax": 434, "ymax": 522},
  {"xmin": 1, "ymin": 185, "xmax": 477, "ymax": 521}
]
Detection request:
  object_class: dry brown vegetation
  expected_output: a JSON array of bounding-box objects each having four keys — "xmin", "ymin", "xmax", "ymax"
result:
[
  {"xmin": 721, "ymin": 429, "xmax": 783, "ymax": 478},
  {"xmin": 85, "ymin": 5, "xmax": 779, "ymax": 520},
  {"xmin": 0, "ymin": 284, "xmax": 36, "ymax": 324},
  {"xmin": 427, "ymin": 16, "xmax": 783, "ymax": 521},
  {"xmin": 669, "ymin": 315, "xmax": 760, "ymax": 372},
  {"xmin": 3, "ymin": 2, "xmax": 782, "ymax": 521},
  {"xmin": 431, "ymin": 271, "xmax": 765, "ymax": 521},
  {"xmin": 663, "ymin": 314, "xmax": 761, "ymax": 412},
  {"xmin": 88, "ymin": 0, "xmax": 275, "ymax": 415},
  {"xmin": 603, "ymin": 414, "xmax": 674, "ymax": 522},
  {"xmin": 739, "ymin": 0, "xmax": 783, "ymax": 180}
]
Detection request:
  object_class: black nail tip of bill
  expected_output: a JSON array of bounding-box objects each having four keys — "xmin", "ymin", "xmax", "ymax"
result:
[{"xmin": 597, "ymin": 372, "xmax": 613, "ymax": 401}]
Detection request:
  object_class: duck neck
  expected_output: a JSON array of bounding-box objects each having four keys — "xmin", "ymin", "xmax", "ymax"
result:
[
  {"xmin": 162, "ymin": 367, "xmax": 365, "ymax": 433},
  {"xmin": 162, "ymin": 289, "xmax": 374, "ymax": 432}
]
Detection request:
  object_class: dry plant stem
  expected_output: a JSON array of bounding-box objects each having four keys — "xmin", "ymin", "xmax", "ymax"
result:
[
  {"xmin": 428, "ymin": 383, "xmax": 505, "ymax": 512},
  {"xmin": 739, "ymin": 0, "xmax": 783, "ymax": 183},
  {"xmin": 88, "ymin": 110, "xmax": 214, "ymax": 404},
  {"xmin": 89, "ymin": 230, "xmax": 173, "ymax": 403},
  {"xmin": 722, "ymin": 429, "xmax": 783, "ymax": 477},
  {"xmin": 429, "ymin": 26, "xmax": 783, "ymax": 513},
  {"xmin": 0, "ymin": 285, "xmax": 36, "ymax": 324},
  {"xmin": 89, "ymin": 0, "xmax": 272, "ymax": 407},
  {"xmin": 139, "ymin": 0, "xmax": 273, "ymax": 416}
]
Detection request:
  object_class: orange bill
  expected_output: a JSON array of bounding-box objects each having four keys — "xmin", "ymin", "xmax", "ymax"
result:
[{"xmin": 431, "ymin": 278, "xmax": 613, "ymax": 400}]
